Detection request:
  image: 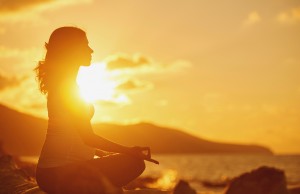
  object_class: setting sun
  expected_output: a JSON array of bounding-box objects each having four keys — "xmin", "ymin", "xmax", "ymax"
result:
[{"xmin": 77, "ymin": 63, "xmax": 117, "ymax": 102}]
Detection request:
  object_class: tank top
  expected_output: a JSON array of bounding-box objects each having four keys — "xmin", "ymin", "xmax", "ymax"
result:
[{"xmin": 37, "ymin": 91, "xmax": 95, "ymax": 168}]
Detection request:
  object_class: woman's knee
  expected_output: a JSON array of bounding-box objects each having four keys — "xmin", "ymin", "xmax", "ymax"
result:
[
  {"xmin": 120, "ymin": 154, "xmax": 145, "ymax": 175},
  {"xmin": 91, "ymin": 154, "xmax": 145, "ymax": 187}
]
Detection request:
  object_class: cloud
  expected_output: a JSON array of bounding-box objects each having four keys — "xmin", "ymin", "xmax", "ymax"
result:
[
  {"xmin": 116, "ymin": 79, "xmax": 153, "ymax": 92},
  {"xmin": 0, "ymin": 0, "xmax": 53, "ymax": 13},
  {"xmin": 0, "ymin": 45, "xmax": 41, "ymax": 59},
  {"xmin": 0, "ymin": 73, "xmax": 22, "ymax": 90},
  {"xmin": 0, "ymin": 0, "xmax": 92, "ymax": 23},
  {"xmin": 104, "ymin": 53, "xmax": 192, "ymax": 74},
  {"xmin": 95, "ymin": 94, "xmax": 131, "ymax": 107},
  {"xmin": 0, "ymin": 75, "xmax": 48, "ymax": 118},
  {"xmin": 105, "ymin": 53, "xmax": 150, "ymax": 70},
  {"xmin": 277, "ymin": 7, "xmax": 300, "ymax": 24},
  {"xmin": 96, "ymin": 100, "xmax": 123, "ymax": 107},
  {"xmin": 0, "ymin": 46, "xmax": 42, "ymax": 74},
  {"xmin": 243, "ymin": 11, "xmax": 261, "ymax": 27},
  {"xmin": 28, "ymin": 102, "xmax": 46, "ymax": 110},
  {"xmin": 0, "ymin": 46, "xmax": 26, "ymax": 58}
]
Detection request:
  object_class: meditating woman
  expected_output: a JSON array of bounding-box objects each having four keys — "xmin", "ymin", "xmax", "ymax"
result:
[{"xmin": 35, "ymin": 26, "xmax": 154, "ymax": 194}]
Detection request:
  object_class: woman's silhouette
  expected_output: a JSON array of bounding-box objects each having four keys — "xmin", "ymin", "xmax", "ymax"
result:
[{"xmin": 35, "ymin": 27, "xmax": 153, "ymax": 194}]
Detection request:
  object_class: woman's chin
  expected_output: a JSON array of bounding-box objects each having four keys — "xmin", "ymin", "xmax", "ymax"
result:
[{"xmin": 80, "ymin": 61, "xmax": 92, "ymax": 67}]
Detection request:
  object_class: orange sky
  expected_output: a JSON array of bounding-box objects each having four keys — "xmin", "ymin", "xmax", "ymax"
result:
[{"xmin": 0, "ymin": 0, "xmax": 300, "ymax": 154}]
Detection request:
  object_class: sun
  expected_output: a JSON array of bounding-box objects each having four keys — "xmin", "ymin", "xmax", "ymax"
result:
[{"xmin": 76, "ymin": 62, "xmax": 117, "ymax": 102}]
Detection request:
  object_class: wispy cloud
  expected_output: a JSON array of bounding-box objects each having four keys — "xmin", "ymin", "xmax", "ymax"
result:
[
  {"xmin": 0, "ymin": 75, "xmax": 48, "ymax": 118},
  {"xmin": 0, "ymin": 46, "xmax": 42, "ymax": 74},
  {"xmin": 0, "ymin": 0, "xmax": 92, "ymax": 13},
  {"xmin": 106, "ymin": 53, "xmax": 150, "ymax": 70},
  {"xmin": 0, "ymin": 0, "xmax": 53, "ymax": 13},
  {"xmin": 104, "ymin": 53, "xmax": 192, "ymax": 74},
  {"xmin": 115, "ymin": 79, "xmax": 153, "ymax": 92},
  {"xmin": 0, "ymin": 0, "xmax": 92, "ymax": 23},
  {"xmin": 95, "ymin": 94, "xmax": 131, "ymax": 107},
  {"xmin": 277, "ymin": 7, "xmax": 300, "ymax": 24},
  {"xmin": 0, "ymin": 73, "xmax": 22, "ymax": 90},
  {"xmin": 28, "ymin": 102, "xmax": 46, "ymax": 110},
  {"xmin": 0, "ymin": 45, "xmax": 42, "ymax": 60},
  {"xmin": 0, "ymin": 46, "xmax": 34, "ymax": 58},
  {"xmin": 243, "ymin": 11, "xmax": 261, "ymax": 27}
]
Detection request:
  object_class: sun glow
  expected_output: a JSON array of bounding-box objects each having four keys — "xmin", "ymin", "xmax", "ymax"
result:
[{"xmin": 77, "ymin": 63, "xmax": 118, "ymax": 102}]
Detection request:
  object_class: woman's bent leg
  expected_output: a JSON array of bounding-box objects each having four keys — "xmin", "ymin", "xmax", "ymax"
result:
[
  {"xmin": 83, "ymin": 154, "xmax": 146, "ymax": 187},
  {"xmin": 36, "ymin": 154, "xmax": 145, "ymax": 193}
]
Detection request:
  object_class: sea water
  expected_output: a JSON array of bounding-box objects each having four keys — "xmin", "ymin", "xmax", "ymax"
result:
[{"xmin": 143, "ymin": 154, "xmax": 300, "ymax": 193}]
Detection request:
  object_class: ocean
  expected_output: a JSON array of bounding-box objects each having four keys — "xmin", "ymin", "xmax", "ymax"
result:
[
  {"xmin": 21, "ymin": 154, "xmax": 300, "ymax": 194},
  {"xmin": 142, "ymin": 154, "xmax": 300, "ymax": 193}
]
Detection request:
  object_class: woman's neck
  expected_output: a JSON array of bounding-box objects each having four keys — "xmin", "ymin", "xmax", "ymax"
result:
[{"xmin": 50, "ymin": 66, "xmax": 79, "ymax": 93}]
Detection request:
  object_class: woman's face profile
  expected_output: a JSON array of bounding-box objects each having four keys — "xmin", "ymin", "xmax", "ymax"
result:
[
  {"xmin": 74, "ymin": 35, "xmax": 93, "ymax": 67},
  {"xmin": 47, "ymin": 27, "xmax": 94, "ymax": 68}
]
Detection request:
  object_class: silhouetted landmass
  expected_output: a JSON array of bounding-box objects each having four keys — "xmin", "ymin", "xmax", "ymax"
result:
[
  {"xmin": 0, "ymin": 104, "xmax": 46, "ymax": 156},
  {"xmin": 0, "ymin": 104, "xmax": 272, "ymax": 156},
  {"xmin": 94, "ymin": 123, "xmax": 272, "ymax": 154}
]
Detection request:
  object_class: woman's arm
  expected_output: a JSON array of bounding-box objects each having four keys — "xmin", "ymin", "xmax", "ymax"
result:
[
  {"xmin": 74, "ymin": 112, "xmax": 158, "ymax": 163},
  {"xmin": 75, "ymin": 119, "xmax": 156, "ymax": 162},
  {"xmin": 73, "ymin": 118, "xmax": 129, "ymax": 153}
]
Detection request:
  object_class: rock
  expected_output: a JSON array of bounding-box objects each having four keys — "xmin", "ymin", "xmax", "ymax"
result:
[
  {"xmin": 0, "ymin": 155, "xmax": 46, "ymax": 194},
  {"xmin": 224, "ymin": 166, "xmax": 289, "ymax": 194},
  {"xmin": 124, "ymin": 189, "xmax": 171, "ymax": 194},
  {"xmin": 202, "ymin": 178, "xmax": 230, "ymax": 188},
  {"xmin": 173, "ymin": 180, "xmax": 197, "ymax": 194},
  {"xmin": 288, "ymin": 186, "xmax": 300, "ymax": 194}
]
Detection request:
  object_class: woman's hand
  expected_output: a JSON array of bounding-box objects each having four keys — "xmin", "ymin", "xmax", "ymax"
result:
[
  {"xmin": 125, "ymin": 146, "xmax": 159, "ymax": 164},
  {"xmin": 126, "ymin": 146, "xmax": 151, "ymax": 160}
]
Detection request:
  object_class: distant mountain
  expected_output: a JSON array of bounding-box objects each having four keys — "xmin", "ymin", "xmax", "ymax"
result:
[
  {"xmin": 0, "ymin": 104, "xmax": 47, "ymax": 156},
  {"xmin": 93, "ymin": 123, "xmax": 272, "ymax": 154},
  {"xmin": 0, "ymin": 104, "xmax": 272, "ymax": 156}
]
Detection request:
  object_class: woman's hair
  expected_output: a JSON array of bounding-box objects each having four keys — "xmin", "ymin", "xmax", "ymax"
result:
[{"xmin": 35, "ymin": 26, "xmax": 87, "ymax": 95}]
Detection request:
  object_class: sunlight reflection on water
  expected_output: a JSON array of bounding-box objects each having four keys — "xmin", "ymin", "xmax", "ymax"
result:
[{"xmin": 146, "ymin": 169, "xmax": 178, "ymax": 191}]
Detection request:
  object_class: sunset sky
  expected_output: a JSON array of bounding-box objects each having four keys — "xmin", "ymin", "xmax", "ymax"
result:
[{"xmin": 0, "ymin": 0, "xmax": 300, "ymax": 154}]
